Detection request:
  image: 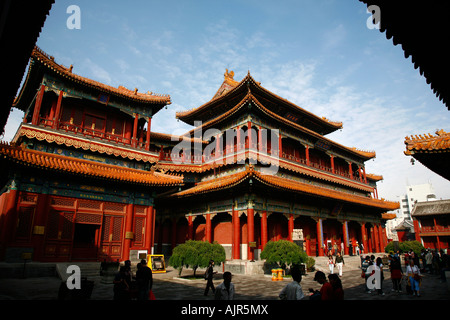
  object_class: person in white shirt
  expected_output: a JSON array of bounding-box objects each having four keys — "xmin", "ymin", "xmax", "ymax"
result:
[
  {"xmin": 214, "ymin": 271, "xmax": 234, "ymax": 300},
  {"xmin": 406, "ymin": 259, "xmax": 421, "ymax": 297},
  {"xmin": 279, "ymin": 266, "xmax": 305, "ymax": 300}
]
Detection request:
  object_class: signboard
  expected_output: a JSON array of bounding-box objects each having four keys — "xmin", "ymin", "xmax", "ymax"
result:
[{"xmin": 292, "ymin": 229, "xmax": 304, "ymax": 241}]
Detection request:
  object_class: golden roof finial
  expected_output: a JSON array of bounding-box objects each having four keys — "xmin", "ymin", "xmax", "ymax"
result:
[{"xmin": 224, "ymin": 69, "xmax": 235, "ymax": 80}]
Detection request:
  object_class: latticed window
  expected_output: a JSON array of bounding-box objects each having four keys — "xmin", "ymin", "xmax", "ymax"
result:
[
  {"xmin": 20, "ymin": 193, "xmax": 37, "ymax": 204},
  {"xmin": 15, "ymin": 206, "xmax": 35, "ymax": 239},
  {"xmin": 46, "ymin": 211, "xmax": 75, "ymax": 240},
  {"xmin": 78, "ymin": 200, "xmax": 101, "ymax": 211},
  {"xmin": 102, "ymin": 216, "xmax": 111, "ymax": 241},
  {"xmin": 134, "ymin": 216, "xmax": 145, "ymax": 245},
  {"xmin": 75, "ymin": 213, "xmax": 102, "ymax": 224},
  {"xmin": 51, "ymin": 197, "xmax": 75, "ymax": 208},
  {"xmin": 112, "ymin": 217, "xmax": 123, "ymax": 241},
  {"xmin": 104, "ymin": 202, "xmax": 126, "ymax": 213}
]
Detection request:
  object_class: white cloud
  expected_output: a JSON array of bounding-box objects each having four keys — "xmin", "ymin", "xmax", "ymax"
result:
[{"xmin": 82, "ymin": 58, "xmax": 112, "ymax": 85}]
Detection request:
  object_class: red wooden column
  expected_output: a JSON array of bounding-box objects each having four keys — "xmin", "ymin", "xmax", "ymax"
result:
[
  {"xmin": 316, "ymin": 218, "xmax": 324, "ymax": 256},
  {"xmin": 236, "ymin": 126, "xmax": 241, "ymax": 151},
  {"xmin": 348, "ymin": 162, "xmax": 353, "ymax": 179},
  {"xmin": 258, "ymin": 126, "xmax": 263, "ymax": 152},
  {"xmin": 145, "ymin": 117, "xmax": 152, "ymax": 151},
  {"xmin": 305, "ymin": 145, "xmax": 310, "ymax": 166},
  {"xmin": 373, "ymin": 224, "xmax": 380, "ymax": 252},
  {"xmin": 144, "ymin": 206, "xmax": 154, "ymax": 254},
  {"xmin": 123, "ymin": 203, "xmax": 135, "ymax": 260},
  {"xmin": 232, "ymin": 208, "xmax": 240, "ymax": 259},
  {"xmin": 261, "ymin": 210, "xmax": 268, "ymax": 250},
  {"xmin": 52, "ymin": 90, "xmax": 64, "ymax": 129},
  {"xmin": 278, "ymin": 133, "xmax": 283, "ymax": 157},
  {"xmin": 363, "ymin": 166, "xmax": 367, "ymax": 183},
  {"xmin": 247, "ymin": 206, "xmax": 254, "ymax": 261},
  {"xmin": 330, "ymin": 155, "xmax": 335, "ymax": 174},
  {"xmin": 32, "ymin": 193, "xmax": 50, "ymax": 260},
  {"xmin": 413, "ymin": 219, "xmax": 421, "ymax": 242},
  {"xmin": 342, "ymin": 220, "xmax": 349, "ymax": 255},
  {"xmin": 205, "ymin": 213, "xmax": 212, "ymax": 243},
  {"xmin": 132, "ymin": 113, "xmax": 139, "ymax": 147},
  {"xmin": 361, "ymin": 222, "xmax": 368, "ymax": 253},
  {"xmin": 32, "ymin": 84, "xmax": 45, "ymax": 125},
  {"xmin": 247, "ymin": 121, "xmax": 252, "ymax": 149},
  {"xmin": 288, "ymin": 213, "xmax": 294, "ymax": 242},
  {"xmin": 378, "ymin": 223, "xmax": 384, "ymax": 251},
  {"xmin": 188, "ymin": 215, "xmax": 194, "ymax": 240}
]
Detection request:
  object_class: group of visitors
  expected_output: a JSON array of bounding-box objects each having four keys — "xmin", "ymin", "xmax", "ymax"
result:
[
  {"xmin": 113, "ymin": 259, "xmax": 153, "ymax": 300},
  {"xmin": 327, "ymin": 252, "xmax": 345, "ymax": 276}
]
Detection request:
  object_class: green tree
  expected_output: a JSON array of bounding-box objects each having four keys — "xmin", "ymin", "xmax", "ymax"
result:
[
  {"xmin": 385, "ymin": 240, "xmax": 424, "ymax": 255},
  {"xmin": 168, "ymin": 240, "xmax": 226, "ymax": 277},
  {"xmin": 260, "ymin": 240, "xmax": 308, "ymax": 270}
]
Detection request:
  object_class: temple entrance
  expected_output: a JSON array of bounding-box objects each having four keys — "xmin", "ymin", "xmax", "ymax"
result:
[{"xmin": 71, "ymin": 223, "xmax": 100, "ymax": 260}]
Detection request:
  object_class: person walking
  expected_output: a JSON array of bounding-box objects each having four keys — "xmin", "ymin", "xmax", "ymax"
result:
[
  {"xmin": 361, "ymin": 255, "xmax": 372, "ymax": 293},
  {"xmin": 204, "ymin": 260, "xmax": 217, "ymax": 296},
  {"xmin": 335, "ymin": 252, "xmax": 345, "ymax": 277},
  {"xmin": 279, "ymin": 266, "xmax": 305, "ymax": 300},
  {"xmin": 214, "ymin": 272, "xmax": 234, "ymax": 300},
  {"xmin": 425, "ymin": 250, "xmax": 433, "ymax": 274},
  {"xmin": 327, "ymin": 254, "xmax": 334, "ymax": 274},
  {"xmin": 406, "ymin": 259, "xmax": 421, "ymax": 297},
  {"xmin": 113, "ymin": 266, "xmax": 130, "ymax": 300},
  {"xmin": 136, "ymin": 259, "xmax": 153, "ymax": 300},
  {"xmin": 390, "ymin": 256, "xmax": 403, "ymax": 293},
  {"xmin": 375, "ymin": 257, "xmax": 385, "ymax": 295}
]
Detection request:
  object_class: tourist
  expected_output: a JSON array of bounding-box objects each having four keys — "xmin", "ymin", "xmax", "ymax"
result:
[
  {"xmin": 328, "ymin": 273, "xmax": 344, "ymax": 300},
  {"xmin": 361, "ymin": 255, "xmax": 372, "ymax": 293},
  {"xmin": 204, "ymin": 260, "xmax": 217, "ymax": 296},
  {"xmin": 439, "ymin": 250, "xmax": 450, "ymax": 283},
  {"xmin": 113, "ymin": 266, "xmax": 130, "ymax": 300},
  {"xmin": 375, "ymin": 257, "xmax": 385, "ymax": 295},
  {"xmin": 335, "ymin": 252, "xmax": 345, "ymax": 277},
  {"xmin": 390, "ymin": 256, "xmax": 403, "ymax": 293},
  {"xmin": 432, "ymin": 250, "xmax": 441, "ymax": 275},
  {"xmin": 327, "ymin": 254, "xmax": 334, "ymax": 274},
  {"xmin": 279, "ymin": 266, "xmax": 305, "ymax": 300},
  {"xmin": 406, "ymin": 259, "xmax": 421, "ymax": 297},
  {"xmin": 425, "ymin": 250, "xmax": 433, "ymax": 273},
  {"xmin": 214, "ymin": 271, "xmax": 235, "ymax": 300},
  {"xmin": 136, "ymin": 259, "xmax": 153, "ymax": 300},
  {"xmin": 309, "ymin": 271, "xmax": 332, "ymax": 300}
]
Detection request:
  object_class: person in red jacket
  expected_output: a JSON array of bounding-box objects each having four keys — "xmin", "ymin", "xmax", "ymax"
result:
[{"xmin": 309, "ymin": 271, "xmax": 333, "ymax": 300}]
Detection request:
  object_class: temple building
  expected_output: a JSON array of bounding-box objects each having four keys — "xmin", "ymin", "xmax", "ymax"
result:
[
  {"xmin": 0, "ymin": 48, "xmax": 399, "ymax": 265},
  {"xmin": 0, "ymin": 47, "xmax": 184, "ymax": 262},
  {"xmin": 412, "ymin": 200, "xmax": 450, "ymax": 251},
  {"xmin": 154, "ymin": 69, "xmax": 399, "ymax": 262}
]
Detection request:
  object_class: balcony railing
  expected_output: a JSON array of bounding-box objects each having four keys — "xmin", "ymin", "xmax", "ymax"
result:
[{"xmin": 39, "ymin": 118, "xmax": 133, "ymax": 146}]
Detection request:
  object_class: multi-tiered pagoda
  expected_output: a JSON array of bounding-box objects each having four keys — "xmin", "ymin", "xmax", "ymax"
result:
[{"xmin": 154, "ymin": 70, "xmax": 399, "ymax": 265}]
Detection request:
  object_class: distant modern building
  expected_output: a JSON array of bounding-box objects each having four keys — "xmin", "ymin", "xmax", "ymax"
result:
[
  {"xmin": 386, "ymin": 183, "xmax": 437, "ymax": 241},
  {"xmin": 400, "ymin": 183, "xmax": 436, "ymax": 221}
]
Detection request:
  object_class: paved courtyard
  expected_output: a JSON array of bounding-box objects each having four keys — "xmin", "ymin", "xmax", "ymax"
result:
[{"xmin": 0, "ymin": 260, "xmax": 448, "ymax": 301}]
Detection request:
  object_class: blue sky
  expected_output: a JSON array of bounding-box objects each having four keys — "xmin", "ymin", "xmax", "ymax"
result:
[{"xmin": 4, "ymin": 0, "xmax": 450, "ymax": 204}]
